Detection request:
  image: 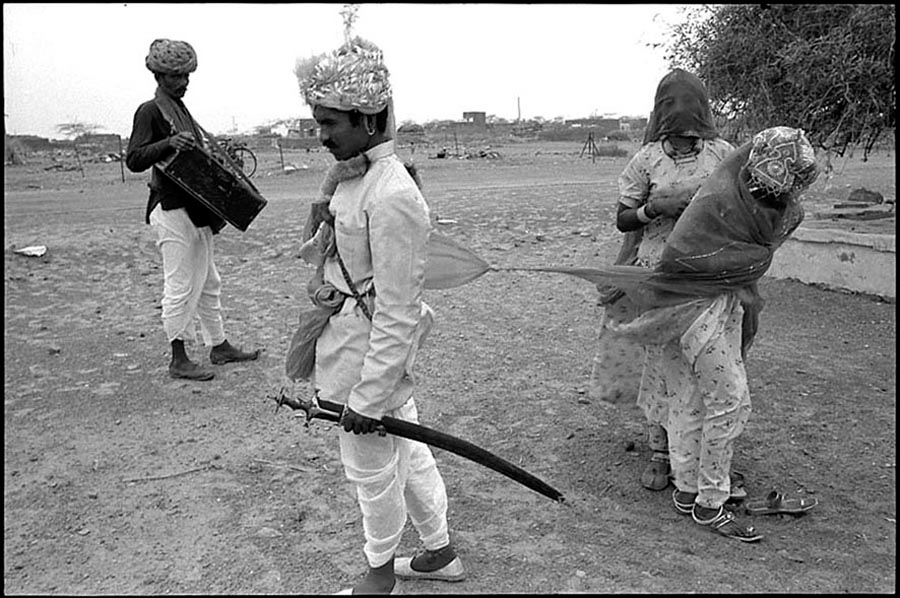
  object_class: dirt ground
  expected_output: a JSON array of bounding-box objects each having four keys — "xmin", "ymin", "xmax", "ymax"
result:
[{"xmin": 4, "ymin": 141, "xmax": 896, "ymax": 594}]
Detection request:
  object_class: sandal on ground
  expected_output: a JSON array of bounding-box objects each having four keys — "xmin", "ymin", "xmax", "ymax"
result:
[
  {"xmin": 692, "ymin": 505, "xmax": 763, "ymax": 543},
  {"xmin": 744, "ymin": 490, "xmax": 818, "ymax": 516},
  {"xmin": 394, "ymin": 555, "xmax": 466, "ymax": 582},
  {"xmin": 672, "ymin": 488, "xmax": 697, "ymax": 515},
  {"xmin": 333, "ymin": 579, "xmax": 401, "ymax": 595},
  {"xmin": 727, "ymin": 470, "xmax": 748, "ymax": 503},
  {"xmin": 641, "ymin": 451, "xmax": 671, "ymax": 491}
]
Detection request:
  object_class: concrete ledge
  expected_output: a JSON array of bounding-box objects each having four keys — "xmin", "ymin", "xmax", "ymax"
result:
[{"xmin": 767, "ymin": 226, "xmax": 896, "ymax": 299}]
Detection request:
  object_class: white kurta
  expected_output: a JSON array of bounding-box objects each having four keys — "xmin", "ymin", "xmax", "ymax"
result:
[
  {"xmin": 313, "ymin": 140, "xmax": 449, "ymax": 568},
  {"xmin": 315, "ymin": 141, "xmax": 434, "ymax": 420}
]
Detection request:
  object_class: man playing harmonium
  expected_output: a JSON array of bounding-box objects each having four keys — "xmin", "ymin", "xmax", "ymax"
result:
[{"xmin": 126, "ymin": 38, "xmax": 259, "ymax": 381}]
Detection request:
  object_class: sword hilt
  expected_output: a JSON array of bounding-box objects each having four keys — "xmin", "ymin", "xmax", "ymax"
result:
[{"xmin": 269, "ymin": 388, "xmax": 341, "ymax": 425}]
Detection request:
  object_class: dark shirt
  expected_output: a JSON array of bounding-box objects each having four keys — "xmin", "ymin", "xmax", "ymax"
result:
[{"xmin": 125, "ymin": 99, "xmax": 223, "ymax": 230}]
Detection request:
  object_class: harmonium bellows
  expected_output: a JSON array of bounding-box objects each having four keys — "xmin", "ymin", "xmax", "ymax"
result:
[{"xmin": 158, "ymin": 146, "xmax": 267, "ymax": 231}]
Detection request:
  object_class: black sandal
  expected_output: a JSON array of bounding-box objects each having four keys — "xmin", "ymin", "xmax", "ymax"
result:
[
  {"xmin": 692, "ymin": 505, "xmax": 763, "ymax": 543},
  {"xmin": 672, "ymin": 488, "xmax": 697, "ymax": 515}
]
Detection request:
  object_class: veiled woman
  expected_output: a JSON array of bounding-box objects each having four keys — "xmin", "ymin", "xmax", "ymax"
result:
[{"xmin": 591, "ymin": 69, "xmax": 734, "ymax": 492}]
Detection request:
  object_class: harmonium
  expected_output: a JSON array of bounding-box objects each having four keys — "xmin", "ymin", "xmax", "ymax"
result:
[{"xmin": 158, "ymin": 145, "xmax": 267, "ymax": 232}]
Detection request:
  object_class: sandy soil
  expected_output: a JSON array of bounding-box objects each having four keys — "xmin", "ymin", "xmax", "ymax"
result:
[{"xmin": 4, "ymin": 142, "xmax": 895, "ymax": 594}]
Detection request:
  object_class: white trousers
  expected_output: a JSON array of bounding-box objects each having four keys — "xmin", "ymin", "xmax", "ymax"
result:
[
  {"xmin": 608, "ymin": 294, "xmax": 751, "ymax": 508},
  {"xmin": 339, "ymin": 399, "xmax": 450, "ymax": 569},
  {"xmin": 149, "ymin": 205, "xmax": 225, "ymax": 346},
  {"xmin": 666, "ymin": 297, "xmax": 751, "ymax": 509}
]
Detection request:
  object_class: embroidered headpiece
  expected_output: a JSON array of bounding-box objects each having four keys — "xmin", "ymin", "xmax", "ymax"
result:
[
  {"xmin": 145, "ymin": 38, "xmax": 197, "ymax": 75},
  {"xmin": 293, "ymin": 4, "xmax": 392, "ymax": 114},
  {"xmin": 746, "ymin": 126, "xmax": 819, "ymax": 195}
]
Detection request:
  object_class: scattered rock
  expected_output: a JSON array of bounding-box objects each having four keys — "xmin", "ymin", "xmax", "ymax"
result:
[
  {"xmin": 256, "ymin": 527, "xmax": 283, "ymax": 538},
  {"xmin": 29, "ymin": 365, "xmax": 50, "ymax": 378},
  {"xmin": 777, "ymin": 549, "xmax": 805, "ymax": 563},
  {"xmin": 13, "ymin": 245, "xmax": 47, "ymax": 257}
]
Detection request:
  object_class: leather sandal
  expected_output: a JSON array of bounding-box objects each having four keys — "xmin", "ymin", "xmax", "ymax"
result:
[
  {"xmin": 745, "ymin": 490, "xmax": 818, "ymax": 515},
  {"xmin": 692, "ymin": 505, "xmax": 763, "ymax": 543},
  {"xmin": 673, "ymin": 488, "xmax": 697, "ymax": 515},
  {"xmin": 727, "ymin": 470, "xmax": 748, "ymax": 503},
  {"xmin": 641, "ymin": 451, "xmax": 671, "ymax": 491}
]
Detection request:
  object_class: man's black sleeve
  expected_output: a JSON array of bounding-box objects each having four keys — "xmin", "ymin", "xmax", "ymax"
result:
[{"xmin": 125, "ymin": 103, "xmax": 173, "ymax": 173}]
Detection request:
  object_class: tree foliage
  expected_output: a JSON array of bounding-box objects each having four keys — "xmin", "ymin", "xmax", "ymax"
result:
[
  {"xmin": 55, "ymin": 122, "xmax": 103, "ymax": 140},
  {"xmin": 664, "ymin": 4, "xmax": 895, "ymax": 158}
]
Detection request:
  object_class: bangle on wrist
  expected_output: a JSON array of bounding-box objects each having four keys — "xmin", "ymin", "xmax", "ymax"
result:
[{"xmin": 636, "ymin": 204, "xmax": 653, "ymax": 224}]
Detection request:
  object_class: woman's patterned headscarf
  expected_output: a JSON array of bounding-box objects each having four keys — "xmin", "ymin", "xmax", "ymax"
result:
[
  {"xmin": 145, "ymin": 39, "xmax": 197, "ymax": 75},
  {"xmin": 745, "ymin": 126, "xmax": 819, "ymax": 196},
  {"xmin": 643, "ymin": 68, "xmax": 718, "ymax": 144}
]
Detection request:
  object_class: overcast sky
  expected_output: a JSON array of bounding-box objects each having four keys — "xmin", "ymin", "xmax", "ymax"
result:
[{"xmin": 4, "ymin": 3, "xmax": 691, "ymax": 139}]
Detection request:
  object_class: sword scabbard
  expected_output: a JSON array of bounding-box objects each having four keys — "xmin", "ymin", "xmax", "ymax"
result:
[{"xmin": 306, "ymin": 397, "xmax": 565, "ymax": 503}]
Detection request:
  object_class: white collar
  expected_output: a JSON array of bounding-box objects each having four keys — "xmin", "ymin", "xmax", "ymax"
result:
[{"xmin": 365, "ymin": 139, "xmax": 395, "ymax": 162}]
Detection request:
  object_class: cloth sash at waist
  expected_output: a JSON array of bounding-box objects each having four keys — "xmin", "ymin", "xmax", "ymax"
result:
[{"xmin": 285, "ymin": 282, "xmax": 374, "ymax": 381}]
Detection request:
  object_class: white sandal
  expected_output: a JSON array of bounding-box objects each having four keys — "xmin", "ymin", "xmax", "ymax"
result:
[{"xmin": 394, "ymin": 555, "xmax": 466, "ymax": 582}]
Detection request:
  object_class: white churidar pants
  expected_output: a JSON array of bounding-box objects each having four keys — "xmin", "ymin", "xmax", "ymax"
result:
[
  {"xmin": 338, "ymin": 399, "xmax": 450, "ymax": 569},
  {"xmin": 149, "ymin": 205, "xmax": 226, "ymax": 346}
]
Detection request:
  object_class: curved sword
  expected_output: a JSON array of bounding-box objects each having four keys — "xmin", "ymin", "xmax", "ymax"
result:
[{"xmin": 269, "ymin": 388, "xmax": 565, "ymax": 503}]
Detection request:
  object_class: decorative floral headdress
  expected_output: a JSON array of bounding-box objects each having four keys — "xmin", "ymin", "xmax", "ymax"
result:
[{"xmin": 294, "ymin": 4, "xmax": 392, "ymax": 114}]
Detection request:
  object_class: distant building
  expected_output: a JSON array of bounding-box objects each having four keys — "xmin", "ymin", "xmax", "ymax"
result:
[
  {"xmin": 8, "ymin": 135, "xmax": 57, "ymax": 152},
  {"xmin": 75, "ymin": 133, "xmax": 122, "ymax": 152},
  {"xmin": 563, "ymin": 116, "xmax": 648, "ymax": 137},
  {"xmin": 293, "ymin": 118, "xmax": 318, "ymax": 138},
  {"xmin": 462, "ymin": 111, "xmax": 486, "ymax": 128},
  {"xmin": 269, "ymin": 118, "xmax": 318, "ymax": 138},
  {"xmin": 564, "ymin": 117, "xmax": 621, "ymax": 133},
  {"xmin": 618, "ymin": 116, "xmax": 648, "ymax": 132}
]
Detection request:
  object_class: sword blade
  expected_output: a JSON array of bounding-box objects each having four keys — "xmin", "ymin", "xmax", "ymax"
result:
[{"xmin": 273, "ymin": 391, "xmax": 565, "ymax": 503}]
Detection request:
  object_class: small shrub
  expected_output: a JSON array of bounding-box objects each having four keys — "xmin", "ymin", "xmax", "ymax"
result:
[
  {"xmin": 591, "ymin": 143, "xmax": 629, "ymax": 158},
  {"xmin": 606, "ymin": 130, "xmax": 631, "ymax": 142}
]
